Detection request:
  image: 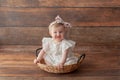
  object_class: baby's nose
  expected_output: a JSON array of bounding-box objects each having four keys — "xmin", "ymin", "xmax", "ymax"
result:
[{"xmin": 57, "ymin": 32, "xmax": 60, "ymax": 36}]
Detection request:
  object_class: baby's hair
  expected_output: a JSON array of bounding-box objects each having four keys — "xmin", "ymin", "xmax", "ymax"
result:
[
  {"xmin": 48, "ymin": 22, "xmax": 65, "ymax": 32},
  {"xmin": 48, "ymin": 15, "xmax": 72, "ymax": 31}
]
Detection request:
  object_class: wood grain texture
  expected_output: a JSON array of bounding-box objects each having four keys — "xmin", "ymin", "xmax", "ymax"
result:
[
  {"xmin": 0, "ymin": 0, "xmax": 120, "ymax": 7},
  {"xmin": 0, "ymin": 45, "xmax": 119, "ymax": 79},
  {"xmin": 0, "ymin": 1, "xmax": 120, "ymax": 79},
  {"xmin": 0, "ymin": 27, "xmax": 120, "ymax": 45},
  {"xmin": 0, "ymin": 27, "xmax": 49, "ymax": 45},
  {"xmin": 0, "ymin": 77, "xmax": 120, "ymax": 80},
  {"xmin": 0, "ymin": 7, "xmax": 120, "ymax": 27}
]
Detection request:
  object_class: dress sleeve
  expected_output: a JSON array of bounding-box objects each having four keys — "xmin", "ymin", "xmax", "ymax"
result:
[
  {"xmin": 62, "ymin": 40, "xmax": 76, "ymax": 52},
  {"xmin": 42, "ymin": 37, "xmax": 50, "ymax": 52}
]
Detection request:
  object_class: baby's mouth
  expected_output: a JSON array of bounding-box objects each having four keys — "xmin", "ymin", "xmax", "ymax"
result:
[{"xmin": 56, "ymin": 36, "xmax": 61, "ymax": 38}]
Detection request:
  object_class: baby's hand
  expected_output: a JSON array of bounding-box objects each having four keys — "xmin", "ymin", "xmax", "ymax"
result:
[
  {"xmin": 56, "ymin": 63, "xmax": 64, "ymax": 69},
  {"xmin": 33, "ymin": 59, "xmax": 39, "ymax": 64}
]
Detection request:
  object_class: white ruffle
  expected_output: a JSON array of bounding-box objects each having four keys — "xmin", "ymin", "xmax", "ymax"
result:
[{"xmin": 42, "ymin": 37, "xmax": 77, "ymax": 66}]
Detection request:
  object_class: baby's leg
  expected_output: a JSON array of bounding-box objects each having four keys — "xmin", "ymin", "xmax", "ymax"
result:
[
  {"xmin": 43, "ymin": 55, "xmax": 53, "ymax": 66},
  {"xmin": 65, "ymin": 57, "xmax": 78, "ymax": 65},
  {"xmin": 44, "ymin": 60, "xmax": 52, "ymax": 66}
]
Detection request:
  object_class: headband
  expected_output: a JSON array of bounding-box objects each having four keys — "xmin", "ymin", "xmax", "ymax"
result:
[{"xmin": 49, "ymin": 15, "xmax": 72, "ymax": 28}]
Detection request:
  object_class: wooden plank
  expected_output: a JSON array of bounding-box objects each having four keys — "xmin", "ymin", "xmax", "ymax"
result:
[
  {"xmin": 69, "ymin": 27, "xmax": 120, "ymax": 43},
  {"xmin": 0, "ymin": 45, "xmax": 40, "ymax": 53},
  {"xmin": 0, "ymin": 45, "xmax": 120, "ymax": 56},
  {"xmin": 0, "ymin": 0, "xmax": 120, "ymax": 7},
  {"xmin": 0, "ymin": 7, "xmax": 120, "ymax": 27},
  {"xmin": 0, "ymin": 27, "xmax": 120, "ymax": 45},
  {"xmin": 0, "ymin": 27, "xmax": 49, "ymax": 45},
  {"xmin": 0, "ymin": 77, "xmax": 120, "ymax": 80},
  {"xmin": 0, "ymin": 45, "xmax": 119, "ymax": 77}
]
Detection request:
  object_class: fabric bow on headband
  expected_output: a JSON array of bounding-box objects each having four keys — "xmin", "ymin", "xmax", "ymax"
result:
[{"xmin": 49, "ymin": 15, "xmax": 72, "ymax": 28}]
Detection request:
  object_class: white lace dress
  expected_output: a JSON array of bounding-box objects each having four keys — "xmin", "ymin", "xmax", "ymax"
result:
[{"xmin": 42, "ymin": 37, "xmax": 78, "ymax": 66}]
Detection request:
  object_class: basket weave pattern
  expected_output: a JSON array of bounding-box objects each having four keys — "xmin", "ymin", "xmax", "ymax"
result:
[{"xmin": 36, "ymin": 48, "xmax": 85, "ymax": 73}]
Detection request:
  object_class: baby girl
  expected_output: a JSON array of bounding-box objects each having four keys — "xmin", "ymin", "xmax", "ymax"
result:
[{"xmin": 34, "ymin": 15, "xmax": 78, "ymax": 69}]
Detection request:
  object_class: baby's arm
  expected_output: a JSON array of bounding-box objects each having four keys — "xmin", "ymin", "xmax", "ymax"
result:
[
  {"xmin": 34, "ymin": 49, "xmax": 45, "ymax": 64},
  {"xmin": 57, "ymin": 48, "xmax": 69, "ymax": 68}
]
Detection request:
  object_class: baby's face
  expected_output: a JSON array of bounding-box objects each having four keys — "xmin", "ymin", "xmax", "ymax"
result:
[{"xmin": 50, "ymin": 26, "xmax": 65, "ymax": 42}]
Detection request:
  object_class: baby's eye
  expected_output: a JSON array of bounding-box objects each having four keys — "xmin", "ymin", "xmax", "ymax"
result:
[
  {"xmin": 54, "ymin": 32, "xmax": 57, "ymax": 33},
  {"xmin": 59, "ymin": 31, "xmax": 63, "ymax": 33}
]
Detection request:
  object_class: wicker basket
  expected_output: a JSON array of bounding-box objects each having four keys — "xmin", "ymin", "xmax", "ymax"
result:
[{"xmin": 35, "ymin": 48, "xmax": 85, "ymax": 73}]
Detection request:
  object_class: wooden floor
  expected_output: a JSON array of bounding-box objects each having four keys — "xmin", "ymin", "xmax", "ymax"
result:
[{"xmin": 0, "ymin": 45, "xmax": 120, "ymax": 80}]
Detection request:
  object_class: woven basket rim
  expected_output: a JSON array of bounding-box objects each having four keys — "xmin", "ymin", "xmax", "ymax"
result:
[{"xmin": 36, "ymin": 53, "xmax": 85, "ymax": 73}]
